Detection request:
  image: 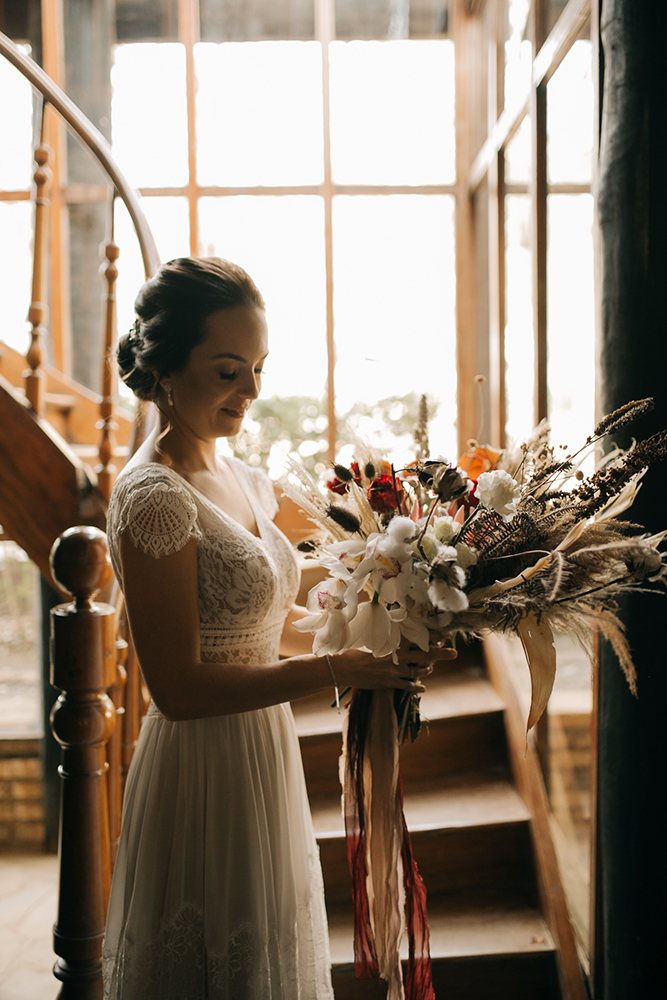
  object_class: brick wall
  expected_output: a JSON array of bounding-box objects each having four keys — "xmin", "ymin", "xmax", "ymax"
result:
[{"xmin": 0, "ymin": 738, "xmax": 45, "ymax": 847}]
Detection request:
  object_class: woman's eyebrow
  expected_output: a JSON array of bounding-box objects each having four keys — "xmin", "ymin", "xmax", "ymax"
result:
[{"xmin": 209, "ymin": 352, "xmax": 269, "ymax": 361}]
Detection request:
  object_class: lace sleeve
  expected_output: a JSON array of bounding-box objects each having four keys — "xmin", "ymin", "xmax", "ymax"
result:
[{"xmin": 118, "ymin": 470, "xmax": 202, "ymax": 559}]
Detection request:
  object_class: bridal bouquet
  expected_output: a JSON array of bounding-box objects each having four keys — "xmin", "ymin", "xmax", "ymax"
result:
[{"xmin": 284, "ymin": 397, "xmax": 667, "ymax": 1000}]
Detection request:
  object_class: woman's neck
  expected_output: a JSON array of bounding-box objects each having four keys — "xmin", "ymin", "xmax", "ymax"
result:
[{"xmin": 144, "ymin": 419, "xmax": 221, "ymax": 475}]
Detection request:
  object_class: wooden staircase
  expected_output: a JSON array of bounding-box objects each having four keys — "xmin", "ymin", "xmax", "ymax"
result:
[
  {"xmin": 292, "ymin": 641, "xmax": 585, "ymax": 999},
  {"xmin": 0, "ymin": 30, "xmax": 159, "ymax": 588},
  {"xmin": 0, "ymin": 339, "xmax": 133, "ymax": 586}
]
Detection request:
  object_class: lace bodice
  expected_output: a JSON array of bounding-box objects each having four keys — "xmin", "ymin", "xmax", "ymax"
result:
[{"xmin": 107, "ymin": 459, "xmax": 300, "ymax": 666}]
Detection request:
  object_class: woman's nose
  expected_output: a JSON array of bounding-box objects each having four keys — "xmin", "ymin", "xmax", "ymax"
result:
[{"xmin": 239, "ymin": 370, "xmax": 260, "ymax": 399}]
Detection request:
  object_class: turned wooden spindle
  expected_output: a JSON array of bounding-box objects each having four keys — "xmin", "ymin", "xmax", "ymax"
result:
[
  {"xmin": 107, "ymin": 637, "xmax": 127, "ymax": 870},
  {"xmin": 25, "ymin": 138, "xmax": 53, "ymax": 415},
  {"xmin": 96, "ymin": 231, "xmax": 120, "ymax": 502},
  {"xmin": 49, "ymin": 527, "xmax": 116, "ymax": 1000}
]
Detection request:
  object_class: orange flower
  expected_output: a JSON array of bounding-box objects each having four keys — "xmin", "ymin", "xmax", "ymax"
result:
[{"xmin": 457, "ymin": 444, "xmax": 502, "ymax": 483}]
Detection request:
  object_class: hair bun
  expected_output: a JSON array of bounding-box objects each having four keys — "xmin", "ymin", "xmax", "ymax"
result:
[{"xmin": 117, "ymin": 323, "xmax": 157, "ymax": 401}]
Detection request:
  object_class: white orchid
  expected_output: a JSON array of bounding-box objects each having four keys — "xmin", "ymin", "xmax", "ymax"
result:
[
  {"xmin": 321, "ymin": 538, "xmax": 368, "ymax": 577},
  {"xmin": 293, "ymin": 577, "xmax": 355, "ymax": 654},
  {"xmin": 346, "ymin": 600, "xmax": 406, "ymax": 659},
  {"xmin": 353, "ymin": 517, "xmax": 417, "ymax": 605},
  {"xmin": 474, "ymin": 469, "xmax": 521, "ymax": 521}
]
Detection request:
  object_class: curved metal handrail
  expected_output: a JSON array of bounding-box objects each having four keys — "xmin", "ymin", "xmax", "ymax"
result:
[{"xmin": 0, "ymin": 30, "xmax": 160, "ymax": 278}]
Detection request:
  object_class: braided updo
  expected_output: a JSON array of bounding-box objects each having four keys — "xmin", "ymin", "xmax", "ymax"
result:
[{"xmin": 118, "ymin": 257, "xmax": 265, "ymax": 402}]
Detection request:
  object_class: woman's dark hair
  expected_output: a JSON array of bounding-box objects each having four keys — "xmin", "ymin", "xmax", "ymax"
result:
[{"xmin": 118, "ymin": 257, "xmax": 265, "ymax": 401}]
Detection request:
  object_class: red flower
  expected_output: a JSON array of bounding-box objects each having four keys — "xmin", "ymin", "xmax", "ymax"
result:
[{"xmin": 367, "ymin": 474, "xmax": 402, "ymax": 514}]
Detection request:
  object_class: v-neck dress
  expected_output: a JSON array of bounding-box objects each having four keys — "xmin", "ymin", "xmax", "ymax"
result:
[{"xmin": 102, "ymin": 459, "xmax": 333, "ymax": 1000}]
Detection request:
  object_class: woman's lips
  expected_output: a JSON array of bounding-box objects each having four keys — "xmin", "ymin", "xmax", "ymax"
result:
[{"xmin": 222, "ymin": 407, "xmax": 246, "ymax": 418}]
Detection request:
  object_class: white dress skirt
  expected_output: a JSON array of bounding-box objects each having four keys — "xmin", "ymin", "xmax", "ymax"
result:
[{"xmin": 103, "ymin": 460, "xmax": 333, "ymax": 1000}]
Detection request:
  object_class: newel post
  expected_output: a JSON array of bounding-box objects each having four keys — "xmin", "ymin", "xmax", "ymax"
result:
[{"xmin": 49, "ymin": 527, "xmax": 117, "ymax": 999}]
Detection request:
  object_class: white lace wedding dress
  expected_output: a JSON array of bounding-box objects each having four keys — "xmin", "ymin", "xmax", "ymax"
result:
[{"xmin": 103, "ymin": 459, "xmax": 333, "ymax": 1000}]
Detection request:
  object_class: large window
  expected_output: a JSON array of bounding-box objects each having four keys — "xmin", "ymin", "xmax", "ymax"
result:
[{"xmin": 109, "ymin": 2, "xmax": 457, "ymax": 473}]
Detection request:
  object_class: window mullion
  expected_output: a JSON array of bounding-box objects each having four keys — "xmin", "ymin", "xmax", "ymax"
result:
[
  {"xmin": 531, "ymin": 0, "xmax": 549, "ymax": 425},
  {"xmin": 314, "ymin": 0, "xmax": 336, "ymax": 461},
  {"xmin": 178, "ymin": 0, "xmax": 200, "ymax": 256}
]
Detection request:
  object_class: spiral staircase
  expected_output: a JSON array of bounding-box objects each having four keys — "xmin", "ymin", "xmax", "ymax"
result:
[{"xmin": 0, "ymin": 30, "xmax": 587, "ymax": 1000}]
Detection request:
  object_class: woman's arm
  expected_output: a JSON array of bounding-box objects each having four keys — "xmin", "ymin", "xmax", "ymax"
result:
[
  {"xmin": 120, "ymin": 533, "xmax": 455, "ymax": 722},
  {"xmin": 279, "ymin": 604, "xmax": 316, "ymax": 658}
]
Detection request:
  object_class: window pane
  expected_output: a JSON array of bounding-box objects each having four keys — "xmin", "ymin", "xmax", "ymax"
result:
[
  {"xmin": 547, "ymin": 194, "xmax": 595, "ymax": 451},
  {"xmin": 335, "ymin": 0, "xmax": 450, "ymax": 40},
  {"xmin": 0, "ymin": 542, "xmax": 41, "ymax": 736},
  {"xmin": 504, "ymin": 194, "xmax": 534, "ymax": 442},
  {"xmin": 0, "ymin": 202, "xmax": 33, "ymax": 355},
  {"xmin": 504, "ymin": 0, "xmax": 532, "ymax": 111},
  {"xmin": 141, "ymin": 195, "xmax": 190, "ymax": 260},
  {"xmin": 332, "ymin": 195, "xmax": 457, "ymax": 463},
  {"xmin": 200, "ymin": 0, "xmax": 314, "ymax": 41},
  {"xmin": 0, "ymin": 51, "xmax": 34, "ymax": 190},
  {"xmin": 329, "ymin": 40, "xmax": 455, "ymax": 185},
  {"xmin": 113, "ymin": 196, "xmax": 189, "ymax": 361},
  {"xmin": 195, "ymin": 42, "xmax": 323, "ymax": 186},
  {"xmin": 198, "ymin": 195, "xmax": 327, "ymax": 399},
  {"xmin": 505, "ymin": 115, "xmax": 530, "ymax": 185},
  {"xmin": 111, "ymin": 43, "xmax": 188, "ymax": 187},
  {"xmin": 547, "ymin": 40, "xmax": 593, "ymax": 185}
]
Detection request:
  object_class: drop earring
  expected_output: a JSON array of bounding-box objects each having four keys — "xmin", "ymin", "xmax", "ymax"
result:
[{"xmin": 164, "ymin": 382, "xmax": 174, "ymax": 407}]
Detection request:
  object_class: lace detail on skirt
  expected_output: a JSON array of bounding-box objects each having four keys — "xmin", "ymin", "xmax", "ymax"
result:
[{"xmin": 103, "ymin": 857, "xmax": 333, "ymax": 1000}]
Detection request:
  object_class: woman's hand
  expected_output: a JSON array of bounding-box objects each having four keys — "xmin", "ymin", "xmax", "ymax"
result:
[{"xmin": 326, "ymin": 642, "xmax": 457, "ymax": 693}]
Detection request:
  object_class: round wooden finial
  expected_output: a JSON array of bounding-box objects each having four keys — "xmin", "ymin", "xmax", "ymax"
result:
[{"xmin": 50, "ymin": 526, "xmax": 114, "ymax": 607}]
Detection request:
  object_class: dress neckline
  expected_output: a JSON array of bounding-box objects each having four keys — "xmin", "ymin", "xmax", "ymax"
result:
[{"xmin": 137, "ymin": 458, "xmax": 263, "ymax": 541}]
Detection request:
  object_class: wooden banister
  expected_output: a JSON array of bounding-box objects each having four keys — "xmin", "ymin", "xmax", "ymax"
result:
[
  {"xmin": 49, "ymin": 526, "xmax": 117, "ymax": 999},
  {"xmin": 0, "ymin": 31, "xmax": 159, "ymax": 280},
  {"xmin": 96, "ymin": 202, "xmax": 120, "ymax": 502},
  {"xmin": 24, "ymin": 111, "xmax": 52, "ymax": 416}
]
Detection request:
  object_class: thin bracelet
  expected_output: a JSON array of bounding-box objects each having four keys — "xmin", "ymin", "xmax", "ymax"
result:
[{"xmin": 324, "ymin": 654, "xmax": 341, "ymax": 712}]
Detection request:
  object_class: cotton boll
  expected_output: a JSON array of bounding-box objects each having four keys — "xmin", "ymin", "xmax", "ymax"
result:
[{"xmin": 427, "ymin": 579, "xmax": 469, "ymax": 613}]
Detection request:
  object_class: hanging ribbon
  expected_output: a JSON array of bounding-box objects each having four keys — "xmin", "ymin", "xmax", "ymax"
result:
[{"xmin": 341, "ymin": 689, "xmax": 435, "ymax": 1000}]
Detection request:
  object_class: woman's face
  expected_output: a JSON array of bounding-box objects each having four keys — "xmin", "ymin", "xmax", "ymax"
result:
[{"xmin": 165, "ymin": 306, "xmax": 269, "ymax": 441}]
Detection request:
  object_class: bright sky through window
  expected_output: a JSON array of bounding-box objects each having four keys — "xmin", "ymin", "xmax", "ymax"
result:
[{"xmin": 110, "ymin": 38, "xmax": 459, "ymax": 460}]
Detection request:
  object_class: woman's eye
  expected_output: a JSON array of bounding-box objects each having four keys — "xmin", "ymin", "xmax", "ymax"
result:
[
  {"xmin": 255, "ymin": 368, "xmax": 265, "ymax": 376},
  {"xmin": 219, "ymin": 372, "xmax": 237, "ymax": 380}
]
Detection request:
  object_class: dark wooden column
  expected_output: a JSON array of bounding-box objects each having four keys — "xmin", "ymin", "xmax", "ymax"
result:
[
  {"xmin": 595, "ymin": 0, "xmax": 667, "ymax": 996},
  {"xmin": 49, "ymin": 526, "xmax": 116, "ymax": 998}
]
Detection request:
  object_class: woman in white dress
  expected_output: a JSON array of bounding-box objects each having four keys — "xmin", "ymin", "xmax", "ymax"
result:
[{"xmin": 102, "ymin": 257, "xmax": 455, "ymax": 1000}]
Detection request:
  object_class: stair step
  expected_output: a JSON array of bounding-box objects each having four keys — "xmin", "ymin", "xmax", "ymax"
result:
[
  {"xmin": 315, "ymin": 772, "xmax": 534, "ymax": 902},
  {"xmin": 311, "ymin": 769, "xmax": 529, "ymax": 837},
  {"xmin": 328, "ymin": 892, "xmax": 558, "ymax": 1000},
  {"xmin": 328, "ymin": 888, "xmax": 553, "ymax": 964},
  {"xmin": 294, "ymin": 665, "xmax": 508, "ymax": 795},
  {"xmin": 329, "ymin": 890, "xmax": 559, "ymax": 1000}
]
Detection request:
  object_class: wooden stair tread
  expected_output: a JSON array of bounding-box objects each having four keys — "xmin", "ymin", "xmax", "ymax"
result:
[
  {"xmin": 311, "ymin": 770, "xmax": 530, "ymax": 839},
  {"xmin": 292, "ymin": 664, "xmax": 505, "ymax": 739},
  {"xmin": 327, "ymin": 890, "xmax": 554, "ymax": 963}
]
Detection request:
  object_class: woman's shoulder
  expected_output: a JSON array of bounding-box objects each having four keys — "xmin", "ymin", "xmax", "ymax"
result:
[{"xmin": 109, "ymin": 462, "xmax": 203, "ymax": 559}]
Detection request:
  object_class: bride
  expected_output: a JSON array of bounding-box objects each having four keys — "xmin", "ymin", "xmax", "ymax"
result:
[{"xmin": 102, "ymin": 256, "xmax": 455, "ymax": 999}]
